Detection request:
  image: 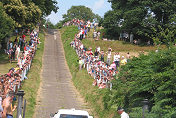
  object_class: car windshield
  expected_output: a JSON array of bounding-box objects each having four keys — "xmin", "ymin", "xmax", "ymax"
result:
[{"xmin": 60, "ymin": 114, "xmax": 88, "ymax": 118}]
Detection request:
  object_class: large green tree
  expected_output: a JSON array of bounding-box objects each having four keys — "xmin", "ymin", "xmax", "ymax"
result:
[
  {"xmin": 106, "ymin": 0, "xmax": 176, "ymax": 41},
  {"xmin": 2, "ymin": 0, "xmax": 58, "ymax": 28},
  {"xmin": 2, "ymin": 0, "xmax": 26, "ymax": 27},
  {"xmin": 0, "ymin": 2, "xmax": 14, "ymax": 42},
  {"xmin": 103, "ymin": 47, "xmax": 176, "ymax": 117},
  {"xmin": 24, "ymin": 2, "xmax": 42, "ymax": 28},
  {"xmin": 63, "ymin": 6, "xmax": 100, "ymax": 22},
  {"xmin": 32, "ymin": 0, "xmax": 58, "ymax": 16}
]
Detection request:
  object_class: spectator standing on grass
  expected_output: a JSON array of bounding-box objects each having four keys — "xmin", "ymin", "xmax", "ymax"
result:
[
  {"xmin": 126, "ymin": 52, "xmax": 131, "ymax": 62},
  {"xmin": 14, "ymin": 37, "xmax": 18, "ymax": 45},
  {"xmin": 117, "ymin": 107, "xmax": 129, "ymax": 118},
  {"xmin": 93, "ymin": 30, "xmax": 97, "ymax": 39},
  {"xmin": 12, "ymin": 44, "xmax": 16, "ymax": 60},
  {"xmin": 88, "ymin": 21, "xmax": 91, "ymax": 32},
  {"xmin": 114, "ymin": 52, "xmax": 120, "ymax": 68},
  {"xmin": 107, "ymin": 48, "xmax": 112, "ymax": 66},
  {"xmin": 9, "ymin": 42, "xmax": 13, "ymax": 49},
  {"xmin": 100, "ymin": 50, "xmax": 104, "ymax": 62},
  {"xmin": 97, "ymin": 46, "xmax": 100, "ymax": 53},
  {"xmin": 94, "ymin": 49, "xmax": 99, "ymax": 57},
  {"xmin": 79, "ymin": 57, "xmax": 83, "ymax": 70},
  {"xmin": 18, "ymin": 37, "xmax": 22, "ymax": 48},
  {"xmin": 97, "ymin": 31, "xmax": 100, "ymax": 40},
  {"xmin": 8, "ymin": 48, "xmax": 13, "ymax": 63}
]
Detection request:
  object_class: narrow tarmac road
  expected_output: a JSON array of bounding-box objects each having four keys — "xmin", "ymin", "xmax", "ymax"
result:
[{"xmin": 34, "ymin": 29, "xmax": 87, "ymax": 118}]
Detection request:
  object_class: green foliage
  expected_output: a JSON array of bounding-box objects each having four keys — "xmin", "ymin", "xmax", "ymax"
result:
[
  {"xmin": 32, "ymin": 0, "xmax": 58, "ymax": 16},
  {"xmin": 24, "ymin": 2, "xmax": 41, "ymax": 28},
  {"xmin": 46, "ymin": 20, "xmax": 56, "ymax": 29},
  {"xmin": 151, "ymin": 26, "xmax": 176, "ymax": 48},
  {"xmin": 106, "ymin": 0, "xmax": 176, "ymax": 41},
  {"xmin": 55, "ymin": 21, "xmax": 63, "ymax": 29},
  {"xmin": 0, "ymin": 2, "xmax": 14, "ymax": 42},
  {"xmin": 2, "ymin": 0, "xmax": 26, "ymax": 27},
  {"xmin": 63, "ymin": 6, "xmax": 100, "ymax": 22},
  {"xmin": 104, "ymin": 47, "xmax": 176, "ymax": 117},
  {"xmin": 102, "ymin": 10, "xmax": 121, "ymax": 39},
  {"xmin": 2, "ymin": 0, "xmax": 42, "ymax": 28}
]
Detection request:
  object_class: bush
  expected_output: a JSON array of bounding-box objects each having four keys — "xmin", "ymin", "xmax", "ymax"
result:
[{"xmin": 104, "ymin": 47, "xmax": 176, "ymax": 117}]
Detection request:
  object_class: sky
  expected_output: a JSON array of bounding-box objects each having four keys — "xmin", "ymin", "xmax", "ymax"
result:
[{"xmin": 46, "ymin": 0, "xmax": 112, "ymax": 24}]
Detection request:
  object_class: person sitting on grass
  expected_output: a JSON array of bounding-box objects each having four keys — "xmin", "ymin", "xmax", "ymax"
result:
[{"xmin": 120, "ymin": 56, "xmax": 127, "ymax": 66}]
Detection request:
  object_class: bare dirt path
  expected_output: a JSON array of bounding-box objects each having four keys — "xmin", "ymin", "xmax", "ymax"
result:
[{"xmin": 34, "ymin": 29, "xmax": 88, "ymax": 118}]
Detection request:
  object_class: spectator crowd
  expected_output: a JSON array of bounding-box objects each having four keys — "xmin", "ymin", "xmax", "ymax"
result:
[
  {"xmin": 69, "ymin": 19, "xmax": 131, "ymax": 90},
  {"xmin": 0, "ymin": 30, "xmax": 40, "ymax": 118},
  {"xmin": 64, "ymin": 18, "xmax": 99, "ymax": 40}
]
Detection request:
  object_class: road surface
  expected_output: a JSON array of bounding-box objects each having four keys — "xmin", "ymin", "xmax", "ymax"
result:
[{"xmin": 34, "ymin": 29, "xmax": 88, "ymax": 118}]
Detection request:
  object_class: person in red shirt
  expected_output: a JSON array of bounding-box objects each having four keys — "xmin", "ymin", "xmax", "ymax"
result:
[{"xmin": 22, "ymin": 34, "xmax": 26, "ymax": 40}]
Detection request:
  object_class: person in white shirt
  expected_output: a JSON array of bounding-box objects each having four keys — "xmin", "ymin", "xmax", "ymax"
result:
[
  {"xmin": 106, "ymin": 48, "xmax": 112, "ymax": 66},
  {"xmin": 114, "ymin": 52, "xmax": 120, "ymax": 68},
  {"xmin": 117, "ymin": 107, "xmax": 130, "ymax": 118},
  {"xmin": 16, "ymin": 45, "xmax": 20, "ymax": 60}
]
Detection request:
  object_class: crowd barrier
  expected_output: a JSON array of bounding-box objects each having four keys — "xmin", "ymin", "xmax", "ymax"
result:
[{"xmin": 0, "ymin": 31, "xmax": 39, "ymax": 99}]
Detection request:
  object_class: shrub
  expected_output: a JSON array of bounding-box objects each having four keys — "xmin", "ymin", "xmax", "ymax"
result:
[{"xmin": 104, "ymin": 47, "xmax": 176, "ymax": 117}]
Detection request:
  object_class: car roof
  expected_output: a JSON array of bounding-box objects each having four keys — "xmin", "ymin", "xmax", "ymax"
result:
[{"xmin": 57, "ymin": 109, "xmax": 89, "ymax": 116}]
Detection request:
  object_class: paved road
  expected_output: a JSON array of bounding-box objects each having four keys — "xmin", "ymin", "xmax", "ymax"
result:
[{"xmin": 34, "ymin": 29, "xmax": 87, "ymax": 118}]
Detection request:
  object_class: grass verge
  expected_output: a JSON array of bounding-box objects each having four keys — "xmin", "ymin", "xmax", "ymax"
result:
[
  {"xmin": 83, "ymin": 28, "xmax": 167, "ymax": 53},
  {"xmin": 60, "ymin": 26, "xmax": 116, "ymax": 118}
]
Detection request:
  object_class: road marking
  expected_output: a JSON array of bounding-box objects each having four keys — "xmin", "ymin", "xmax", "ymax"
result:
[{"xmin": 54, "ymin": 31, "xmax": 57, "ymax": 40}]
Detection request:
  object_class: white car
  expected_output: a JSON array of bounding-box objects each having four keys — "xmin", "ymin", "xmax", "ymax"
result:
[{"xmin": 50, "ymin": 109, "xmax": 93, "ymax": 118}]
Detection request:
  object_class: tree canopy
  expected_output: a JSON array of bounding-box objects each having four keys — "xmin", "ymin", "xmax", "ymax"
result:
[
  {"xmin": 103, "ymin": 47, "xmax": 176, "ymax": 117},
  {"xmin": 104, "ymin": 0, "xmax": 176, "ymax": 42},
  {"xmin": 1, "ymin": 0, "xmax": 58, "ymax": 28},
  {"xmin": 0, "ymin": 0, "xmax": 58, "ymax": 44},
  {"xmin": 62, "ymin": 6, "xmax": 101, "ymax": 22},
  {"xmin": 0, "ymin": 2, "xmax": 14, "ymax": 42},
  {"xmin": 32, "ymin": 0, "xmax": 58, "ymax": 16}
]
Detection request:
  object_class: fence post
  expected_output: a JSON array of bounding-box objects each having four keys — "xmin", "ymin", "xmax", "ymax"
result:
[
  {"xmin": 23, "ymin": 99, "xmax": 26, "ymax": 118},
  {"xmin": 16, "ymin": 90, "xmax": 25, "ymax": 118}
]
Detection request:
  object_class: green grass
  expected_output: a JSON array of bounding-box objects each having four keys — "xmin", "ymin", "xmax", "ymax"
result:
[
  {"xmin": 60, "ymin": 26, "xmax": 116, "ymax": 118},
  {"xmin": 83, "ymin": 28, "xmax": 159, "ymax": 52},
  {"xmin": 0, "ymin": 50, "xmax": 17, "ymax": 74}
]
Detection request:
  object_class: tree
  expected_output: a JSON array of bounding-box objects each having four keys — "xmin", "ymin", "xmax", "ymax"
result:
[
  {"xmin": 2, "ymin": 0, "xmax": 27, "ymax": 27},
  {"xmin": 32, "ymin": 0, "xmax": 58, "ymax": 16},
  {"xmin": 25, "ymin": 2, "xmax": 42, "ymax": 28},
  {"xmin": 106, "ymin": 0, "xmax": 176, "ymax": 42},
  {"xmin": 2, "ymin": 0, "xmax": 42, "ymax": 29},
  {"xmin": 63, "ymin": 6, "xmax": 99, "ymax": 22},
  {"xmin": 0, "ymin": 2, "xmax": 14, "ymax": 42},
  {"xmin": 103, "ymin": 47, "xmax": 176, "ymax": 117},
  {"xmin": 102, "ymin": 10, "xmax": 121, "ymax": 39}
]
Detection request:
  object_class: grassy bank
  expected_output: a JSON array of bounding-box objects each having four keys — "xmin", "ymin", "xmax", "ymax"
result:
[
  {"xmin": 60, "ymin": 26, "xmax": 115, "ymax": 118},
  {"xmin": 83, "ymin": 28, "xmax": 158, "ymax": 52},
  {"xmin": 16, "ymin": 31, "xmax": 45, "ymax": 118}
]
